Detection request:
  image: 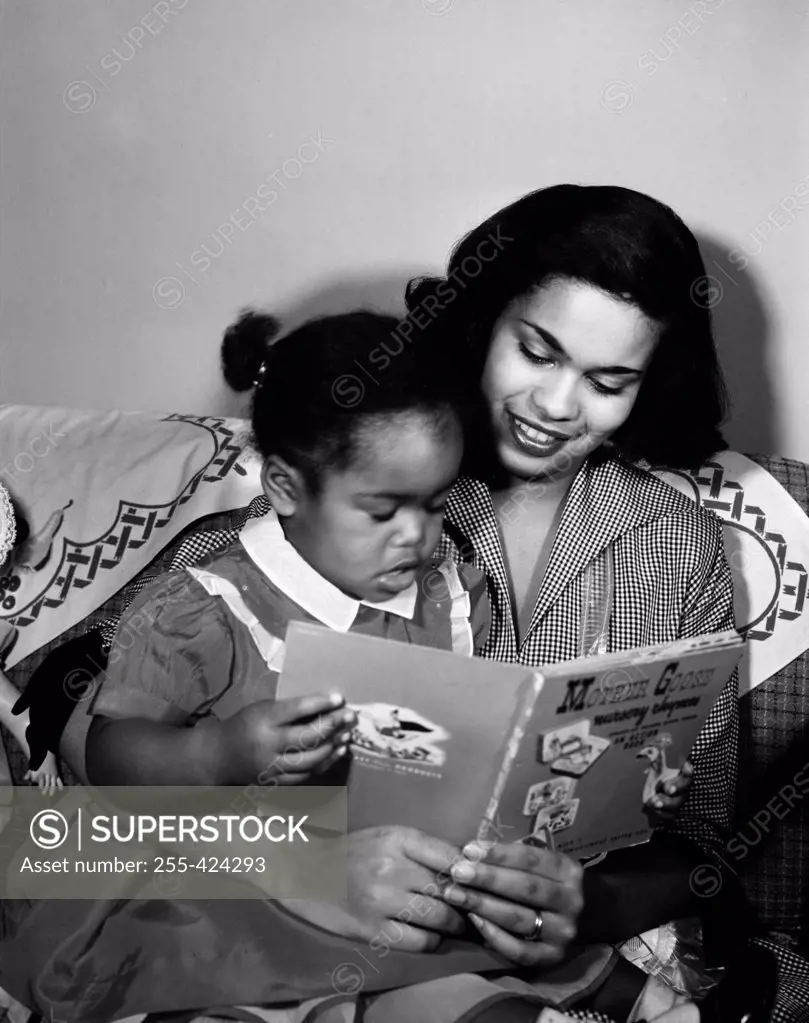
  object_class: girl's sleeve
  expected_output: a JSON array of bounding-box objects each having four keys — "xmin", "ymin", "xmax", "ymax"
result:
[
  {"xmin": 456, "ymin": 562, "xmax": 492, "ymax": 653},
  {"xmin": 661, "ymin": 512, "xmax": 739, "ymax": 865},
  {"xmin": 89, "ymin": 569, "xmax": 236, "ymax": 726}
]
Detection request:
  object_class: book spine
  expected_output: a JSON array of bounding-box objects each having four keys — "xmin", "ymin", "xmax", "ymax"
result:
[{"xmin": 476, "ymin": 671, "xmax": 544, "ymax": 848}]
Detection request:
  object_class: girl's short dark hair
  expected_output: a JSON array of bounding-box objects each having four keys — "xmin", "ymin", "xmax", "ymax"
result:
[
  {"xmin": 406, "ymin": 184, "xmax": 728, "ymax": 469},
  {"xmin": 222, "ymin": 309, "xmax": 468, "ymax": 490}
]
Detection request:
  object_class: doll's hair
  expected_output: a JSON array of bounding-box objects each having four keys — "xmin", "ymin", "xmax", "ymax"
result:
[
  {"xmin": 0, "ymin": 483, "xmax": 27, "ymax": 566},
  {"xmin": 406, "ymin": 183, "xmax": 728, "ymax": 469},
  {"xmin": 221, "ymin": 308, "xmax": 470, "ymax": 491}
]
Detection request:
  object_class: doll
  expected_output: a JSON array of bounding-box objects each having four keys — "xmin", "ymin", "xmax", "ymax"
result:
[{"xmin": 0, "ymin": 481, "xmax": 62, "ymax": 794}]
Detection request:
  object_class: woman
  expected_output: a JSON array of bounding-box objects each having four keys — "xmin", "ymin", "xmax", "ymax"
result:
[
  {"xmin": 4, "ymin": 186, "xmax": 738, "ymax": 1022},
  {"xmin": 271, "ymin": 184, "xmax": 739, "ymax": 1018}
]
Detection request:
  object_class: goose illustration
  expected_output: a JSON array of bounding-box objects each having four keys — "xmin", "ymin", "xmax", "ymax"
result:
[
  {"xmin": 637, "ymin": 733, "xmax": 679, "ymax": 805},
  {"xmin": 350, "ymin": 703, "xmax": 449, "ymax": 765}
]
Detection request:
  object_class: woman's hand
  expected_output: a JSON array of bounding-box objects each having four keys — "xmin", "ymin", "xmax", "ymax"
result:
[
  {"xmin": 281, "ymin": 826, "xmax": 467, "ymax": 951},
  {"xmin": 440, "ymin": 840, "xmax": 583, "ymax": 966},
  {"xmin": 644, "ymin": 759, "xmax": 694, "ymax": 825}
]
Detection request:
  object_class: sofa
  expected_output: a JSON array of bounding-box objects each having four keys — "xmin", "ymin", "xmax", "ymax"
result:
[{"xmin": 2, "ymin": 402, "xmax": 809, "ymax": 1021}]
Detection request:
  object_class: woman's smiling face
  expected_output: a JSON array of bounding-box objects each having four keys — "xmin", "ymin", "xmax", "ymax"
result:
[{"xmin": 481, "ymin": 277, "xmax": 662, "ymax": 484}]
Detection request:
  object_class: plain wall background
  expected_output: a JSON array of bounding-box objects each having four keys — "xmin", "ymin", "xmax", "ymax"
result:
[{"xmin": 1, "ymin": 0, "xmax": 807, "ymax": 459}]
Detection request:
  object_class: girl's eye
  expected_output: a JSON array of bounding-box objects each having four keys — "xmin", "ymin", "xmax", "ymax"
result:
[
  {"xmin": 518, "ymin": 341, "xmax": 554, "ymax": 366},
  {"xmin": 367, "ymin": 507, "xmax": 396, "ymax": 523},
  {"xmin": 426, "ymin": 501, "xmax": 447, "ymax": 516},
  {"xmin": 588, "ymin": 378, "xmax": 627, "ymax": 397}
]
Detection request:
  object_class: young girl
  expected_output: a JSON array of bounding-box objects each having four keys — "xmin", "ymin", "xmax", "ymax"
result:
[
  {"xmin": 84, "ymin": 309, "xmax": 490, "ymax": 785},
  {"xmin": 0, "ymin": 482, "xmax": 63, "ymax": 794}
]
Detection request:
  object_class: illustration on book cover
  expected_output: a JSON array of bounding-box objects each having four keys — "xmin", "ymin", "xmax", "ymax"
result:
[
  {"xmin": 636, "ymin": 732, "xmax": 678, "ymax": 806},
  {"xmin": 523, "ymin": 721, "xmax": 681, "ymax": 840},
  {"xmin": 349, "ymin": 702, "xmax": 449, "ymax": 770}
]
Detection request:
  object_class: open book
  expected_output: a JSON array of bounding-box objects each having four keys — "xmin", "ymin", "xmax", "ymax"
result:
[{"xmin": 278, "ymin": 622, "xmax": 744, "ymax": 858}]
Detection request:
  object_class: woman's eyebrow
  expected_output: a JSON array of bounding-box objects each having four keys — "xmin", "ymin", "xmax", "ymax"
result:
[{"xmin": 519, "ymin": 319, "xmax": 643, "ymax": 376}]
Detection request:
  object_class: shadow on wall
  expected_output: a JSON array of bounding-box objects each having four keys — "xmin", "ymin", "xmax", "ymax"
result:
[
  {"xmin": 221, "ymin": 247, "xmax": 779, "ymax": 463},
  {"xmin": 219, "ymin": 270, "xmax": 420, "ymax": 418},
  {"xmin": 696, "ymin": 235, "xmax": 777, "ymax": 458}
]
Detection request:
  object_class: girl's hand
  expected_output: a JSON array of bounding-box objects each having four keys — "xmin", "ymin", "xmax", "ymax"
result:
[
  {"xmin": 440, "ymin": 840, "xmax": 583, "ymax": 967},
  {"xmin": 281, "ymin": 826, "xmax": 466, "ymax": 951},
  {"xmin": 222, "ymin": 693, "xmax": 357, "ymax": 785},
  {"xmin": 24, "ymin": 751, "xmax": 64, "ymax": 796},
  {"xmin": 645, "ymin": 760, "xmax": 694, "ymax": 825}
]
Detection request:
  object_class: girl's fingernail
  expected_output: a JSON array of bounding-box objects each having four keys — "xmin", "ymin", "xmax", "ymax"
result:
[
  {"xmin": 340, "ymin": 731, "xmax": 352, "ymax": 744},
  {"xmin": 451, "ymin": 861, "xmax": 475, "ymax": 883},
  {"xmin": 651, "ymin": 797, "xmax": 663, "ymax": 808},
  {"xmin": 442, "ymin": 885, "xmax": 465, "ymax": 906},
  {"xmin": 330, "ymin": 692, "xmax": 344, "ymax": 706}
]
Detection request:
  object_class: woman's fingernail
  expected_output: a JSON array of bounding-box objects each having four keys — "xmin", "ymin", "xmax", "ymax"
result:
[
  {"xmin": 665, "ymin": 784, "xmax": 676, "ymax": 795},
  {"xmin": 652, "ymin": 797, "xmax": 663, "ymax": 808},
  {"xmin": 451, "ymin": 861, "xmax": 475, "ymax": 883},
  {"xmin": 340, "ymin": 731, "xmax": 352, "ymax": 744},
  {"xmin": 442, "ymin": 885, "xmax": 466, "ymax": 906},
  {"xmin": 462, "ymin": 843, "xmax": 484, "ymax": 861}
]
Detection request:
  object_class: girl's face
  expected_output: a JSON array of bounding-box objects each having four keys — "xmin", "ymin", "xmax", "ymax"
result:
[
  {"xmin": 481, "ymin": 277, "xmax": 661, "ymax": 485},
  {"xmin": 283, "ymin": 411, "xmax": 463, "ymax": 603}
]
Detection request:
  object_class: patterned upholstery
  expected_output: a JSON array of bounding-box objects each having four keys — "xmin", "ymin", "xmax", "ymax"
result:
[
  {"xmin": 734, "ymin": 455, "xmax": 809, "ymax": 950},
  {"xmin": 0, "ymin": 502, "xmax": 261, "ymax": 786}
]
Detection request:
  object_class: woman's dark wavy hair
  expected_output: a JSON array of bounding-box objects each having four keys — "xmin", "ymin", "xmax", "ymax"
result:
[
  {"xmin": 221, "ymin": 308, "xmax": 468, "ymax": 491},
  {"xmin": 406, "ymin": 184, "xmax": 729, "ymax": 469}
]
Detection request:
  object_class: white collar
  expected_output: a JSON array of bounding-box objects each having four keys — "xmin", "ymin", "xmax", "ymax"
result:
[{"xmin": 239, "ymin": 508, "xmax": 418, "ymax": 632}]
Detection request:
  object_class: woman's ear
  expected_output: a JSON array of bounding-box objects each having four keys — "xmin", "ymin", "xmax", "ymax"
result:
[{"xmin": 260, "ymin": 455, "xmax": 306, "ymax": 516}]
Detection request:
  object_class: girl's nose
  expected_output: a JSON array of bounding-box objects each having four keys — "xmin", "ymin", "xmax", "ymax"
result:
[
  {"xmin": 396, "ymin": 510, "xmax": 426, "ymax": 548},
  {"xmin": 531, "ymin": 371, "xmax": 579, "ymax": 422}
]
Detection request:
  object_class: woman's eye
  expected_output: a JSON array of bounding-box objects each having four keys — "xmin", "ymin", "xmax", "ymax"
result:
[
  {"xmin": 518, "ymin": 341, "xmax": 554, "ymax": 366},
  {"xmin": 588, "ymin": 378, "xmax": 626, "ymax": 397}
]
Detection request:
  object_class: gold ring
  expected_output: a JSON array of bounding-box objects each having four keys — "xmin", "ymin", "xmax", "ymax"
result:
[{"xmin": 527, "ymin": 911, "xmax": 544, "ymax": 942}]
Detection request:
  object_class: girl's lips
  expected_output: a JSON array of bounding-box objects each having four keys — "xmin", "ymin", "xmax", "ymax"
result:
[{"xmin": 376, "ymin": 565, "xmax": 418, "ymax": 594}]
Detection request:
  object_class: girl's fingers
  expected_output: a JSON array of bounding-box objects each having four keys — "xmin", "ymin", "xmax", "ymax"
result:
[
  {"xmin": 284, "ymin": 711, "xmax": 356, "ymax": 751},
  {"xmin": 310, "ymin": 744, "xmax": 351, "ymax": 776},
  {"xmin": 277, "ymin": 738, "xmax": 351, "ymax": 775},
  {"xmin": 272, "ymin": 693, "xmax": 346, "ymax": 724}
]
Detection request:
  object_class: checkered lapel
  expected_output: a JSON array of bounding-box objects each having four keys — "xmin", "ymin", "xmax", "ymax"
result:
[{"xmin": 443, "ymin": 457, "xmax": 692, "ymax": 652}]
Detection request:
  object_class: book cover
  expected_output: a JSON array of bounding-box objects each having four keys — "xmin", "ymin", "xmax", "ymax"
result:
[
  {"xmin": 278, "ymin": 621, "xmax": 542, "ymax": 847},
  {"xmin": 488, "ymin": 631, "xmax": 744, "ymax": 857},
  {"xmin": 278, "ymin": 623, "xmax": 744, "ymax": 856}
]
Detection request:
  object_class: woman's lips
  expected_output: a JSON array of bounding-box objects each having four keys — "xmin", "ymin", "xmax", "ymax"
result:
[{"xmin": 507, "ymin": 412, "xmax": 571, "ymax": 456}]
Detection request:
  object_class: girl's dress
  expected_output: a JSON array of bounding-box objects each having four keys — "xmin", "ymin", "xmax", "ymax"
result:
[{"xmin": 90, "ymin": 508, "xmax": 490, "ymax": 724}]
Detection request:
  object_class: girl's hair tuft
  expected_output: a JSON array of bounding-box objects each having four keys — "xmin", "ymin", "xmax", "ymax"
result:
[{"xmin": 221, "ymin": 309, "xmax": 281, "ymax": 392}]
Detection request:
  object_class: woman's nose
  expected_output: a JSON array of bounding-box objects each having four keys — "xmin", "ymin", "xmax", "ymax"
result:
[{"xmin": 531, "ymin": 371, "xmax": 579, "ymax": 422}]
